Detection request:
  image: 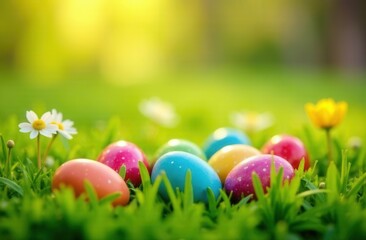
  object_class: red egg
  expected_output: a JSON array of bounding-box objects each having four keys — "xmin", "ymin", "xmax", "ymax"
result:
[
  {"xmin": 261, "ymin": 135, "xmax": 310, "ymax": 170},
  {"xmin": 52, "ymin": 159, "xmax": 130, "ymax": 206},
  {"xmin": 224, "ymin": 154, "xmax": 294, "ymax": 202},
  {"xmin": 97, "ymin": 141, "xmax": 150, "ymax": 187}
]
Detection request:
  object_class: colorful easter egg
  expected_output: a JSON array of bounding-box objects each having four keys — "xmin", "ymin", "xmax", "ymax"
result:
[
  {"xmin": 154, "ymin": 139, "xmax": 206, "ymax": 164},
  {"xmin": 97, "ymin": 141, "xmax": 150, "ymax": 187},
  {"xmin": 151, "ymin": 151, "xmax": 221, "ymax": 203},
  {"xmin": 224, "ymin": 154, "xmax": 294, "ymax": 202},
  {"xmin": 261, "ymin": 135, "xmax": 310, "ymax": 170},
  {"xmin": 52, "ymin": 159, "xmax": 130, "ymax": 206},
  {"xmin": 203, "ymin": 128, "xmax": 251, "ymax": 159},
  {"xmin": 208, "ymin": 144, "xmax": 261, "ymax": 182}
]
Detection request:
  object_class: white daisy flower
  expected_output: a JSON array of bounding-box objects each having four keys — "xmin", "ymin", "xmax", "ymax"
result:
[
  {"xmin": 19, "ymin": 111, "xmax": 58, "ymax": 139},
  {"xmin": 231, "ymin": 111, "xmax": 274, "ymax": 132},
  {"xmin": 139, "ymin": 97, "xmax": 179, "ymax": 128},
  {"xmin": 348, "ymin": 136, "xmax": 362, "ymax": 150},
  {"xmin": 51, "ymin": 109, "xmax": 77, "ymax": 139}
]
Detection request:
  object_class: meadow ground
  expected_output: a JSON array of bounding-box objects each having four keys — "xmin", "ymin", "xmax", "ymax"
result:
[{"xmin": 0, "ymin": 68, "xmax": 366, "ymax": 239}]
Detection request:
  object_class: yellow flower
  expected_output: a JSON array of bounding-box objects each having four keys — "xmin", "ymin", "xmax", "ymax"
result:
[{"xmin": 305, "ymin": 98, "xmax": 348, "ymax": 129}]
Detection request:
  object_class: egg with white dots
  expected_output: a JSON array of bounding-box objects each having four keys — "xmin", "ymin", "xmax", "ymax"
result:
[
  {"xmin": 151, "ymin": 151, "xmax": 222, "ymax": 203},
  {"xmin": 97, "ymin": 141, "xmax": 150, "ymax": 187},
  {"xmin": 224, "ymin": 154, "xmax": 294, "ymax": 203}
]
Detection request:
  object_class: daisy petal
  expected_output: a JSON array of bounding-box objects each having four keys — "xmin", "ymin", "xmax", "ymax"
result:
[
  {"xmin": 62, "ymin": 120, "xmax": 74, "ymax": 128},
  {"xmin": 41, "ymin": 112, "xmax": 52, "ymax": 123},
  {"xmin": 26, "ymin": 111, "xmax": 38, "ymax": 123},
  {"xmin": 40, "ymin": 129, "xmax": 53, "ymax": 138},
  {"xmin": 67, "ymin": 128, "xmax": 78, "ymax": 134},
  {"xmin": 30, "ymin": 130, "xmax": 39, "ymax": 139},
  {"xmin": 59, "ymin": 130, "xmax": 72, "ymax": 139},
  {"xmin": 57, "ymin": 113, "xmax": 63, "ymax": 123},
  {"xmin": 46, "ymin": 124, "xmax": 58, "ymax": 133},
  {"xmin": 19, "ymin": 123, "xmax": 33, "ymax": 133},
  {"xmin": 52, "ymin": 109, "xmax": 63, "ymax": 122}
]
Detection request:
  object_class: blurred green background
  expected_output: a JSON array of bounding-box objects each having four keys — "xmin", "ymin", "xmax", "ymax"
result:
[
  {"xmin": 0, "ymin": 0, "xmax": 365, "ymax": 158},
  {"xmin": 1, "ymin": 0, "xmax": 365, "ymax": 82}
]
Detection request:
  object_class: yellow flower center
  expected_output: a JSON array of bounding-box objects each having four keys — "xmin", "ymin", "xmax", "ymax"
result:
[
  {"xmin": 52, "ymin": 121, "xmax": 64, "ymax": 130},
  {"xmin": 32, "ymin": 119, "xmax": 46, "ymax": 130}
]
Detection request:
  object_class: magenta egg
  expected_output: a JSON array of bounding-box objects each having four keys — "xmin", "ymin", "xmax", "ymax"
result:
[
  {"xmin": 224, "ymin": 154, "xmax": 294, "ymax": 202},
  {"xmin": 262, "ymin": 134, "xmax": 310, "ymax": 170},
  {"xmin": 97, "ymin": 141, "xmax": 150, "ymax": 187}
]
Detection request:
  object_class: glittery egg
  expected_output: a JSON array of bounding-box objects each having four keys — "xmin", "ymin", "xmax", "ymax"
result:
[
  {"xmin": 97, "ymin": 141, "xmax": 150, "ymax": 187},
  {"xmin": 224, "ymin": 154, "xmax": 294, "ymax": 202}
]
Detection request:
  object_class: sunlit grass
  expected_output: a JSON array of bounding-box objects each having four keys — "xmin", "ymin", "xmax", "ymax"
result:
[{"xmin": 0, "ymin": 69, "xmax": 366, "ymax": 239}]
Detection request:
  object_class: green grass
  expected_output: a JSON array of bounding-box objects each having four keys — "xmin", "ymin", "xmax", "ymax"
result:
[{"xmin": 1, "ymin": 69, "xmax": 366, "ymax": 239}]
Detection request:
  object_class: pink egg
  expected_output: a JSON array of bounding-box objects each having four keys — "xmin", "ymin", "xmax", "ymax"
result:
[
  {"xmin": 262, "ymin": 134, "xmax": 310, "ymax": 170},
  {"xmin": 52, "ymin": 159, "xmax": 130, "ymax": 206},
  {"xmin": 97, "ymin": 141, "xmax": 150, "ymax": 187},
  {"xmin": 224, "ymin": 154, "xmax": 294, "ymax": 202}
]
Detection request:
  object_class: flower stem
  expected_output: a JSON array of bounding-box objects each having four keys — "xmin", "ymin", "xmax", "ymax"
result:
[
  {"xmin": 6, "ymin": 147, "xmax": 12, "ymax": 178},
  {"xmin": 37, "ymin": 135, "xmax": 41, "ymax": 169},
  {"xmin": 43, "ymin": 134, "xmax": 57, "ymax": 164},
  {"xmin": 326, "ymin": 128, "xmax": 333, "ymax": 164}
]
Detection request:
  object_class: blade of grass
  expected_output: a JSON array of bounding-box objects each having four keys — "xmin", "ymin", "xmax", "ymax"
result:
[
  {"xmin": 0, "ymin": 177, "xmax": 24, "ymax": 196},
  {"xmin": 252, "ymin": 173, "xmax": 274, "ymax": 227},
  {"xmin": 162, "ymin": 172, "xmax": 181, "ymax": 213},
  {"xmin": 0, "ymin": 134, "xmax": 6, "ymax": 161},
  {"xmin": 183, "ymin": 170, "xmax": 193, "ymax": 208},
  {"xmin": 84, "ymin": 180, "xmax": 99, "ymax": 208},
  {"xmin": 296, "ymin": 189, "xmax": 329, "ymax": 199},
  {"xmin": 119, "ymin": 165, "xmax": 126, "ymax": 180},
  {"xmin": 326, "ymin": 161, "xmax": 340, "ymax": 203},
  {"xmin": 252, "ymin": 173, "xmax": 266, "ymax": 202},
  {"xmin": 310, "ymin": 160, "xmax": 319, "ymax": 179},
  {"xmin": 138, "ymin": 161, "xmax": 151, "ymax": 190},
  {"xmin": 345, "ymin": 171, "xmax": 366, "ymax": 198},
  {"xmin": 206, "ymin": 188, "xmax": 218, "ymax": 216},
  {"xmin": 99, "ymin": 192, "xmax": 122, "ymax": 206},
  {"xmin": 340, "ymin": 150, "xmax": 350, "ymax": 194},
  {"xmin": 219, "ymin": 189, "xmax": 234, "ymax": 216},
  {"xmin": 236, "ymin": 194, "xmax": 252, "ymax": 207}
]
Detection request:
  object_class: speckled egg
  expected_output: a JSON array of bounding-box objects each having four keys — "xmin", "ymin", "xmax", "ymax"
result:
[
  {"xmin": 203, "ymin": 128, "xmax": 251, "ymax": 159},
  {"xmin": 224, "ymin": 154, "xmax": 294, "ymax": 202},
  {"xmin": 208, "ymin": 144, "xmax": 261, "ymax": 182},
  {"xmin": 151, "ymin": 151, "xmax": 222, "ymax": 203},
  {"xmin": 97, "ymin": 141, "xmax": 150, "ymax": 187},
  {"xmin": 154, "ymin": 139, "xmax": 206, "ymax": 165},
  {"xmin": 52, "ymin": 159, "xmax": 130, "ymax": 206}
]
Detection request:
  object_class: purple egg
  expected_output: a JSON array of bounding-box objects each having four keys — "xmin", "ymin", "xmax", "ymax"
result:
[{"xmin": 224, "ymin": 154, "xmax": 294, "ymax": 202}]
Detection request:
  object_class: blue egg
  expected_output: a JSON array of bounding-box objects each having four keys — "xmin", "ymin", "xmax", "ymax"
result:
[
  {"xmin": 203, "ymin": 127, "xmax": 251, "ymax": 159},
  {"xmin": 151, "ymin": 151, "xmax": 222, "ymax": 203}
]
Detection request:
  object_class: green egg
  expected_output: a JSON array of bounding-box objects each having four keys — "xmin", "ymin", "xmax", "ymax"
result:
[{"xmin": 153, "ymin": 139, "xmax": 206, "ymax": 165}]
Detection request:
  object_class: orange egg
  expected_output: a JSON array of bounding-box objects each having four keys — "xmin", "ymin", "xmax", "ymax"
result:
[
  {"xmin": 208, "ymin": 144, "xmax": 261, "ymax": 182},
  {"xmin": 52, "ymin": 159, "xmax": 130, "ymax": 206}
]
